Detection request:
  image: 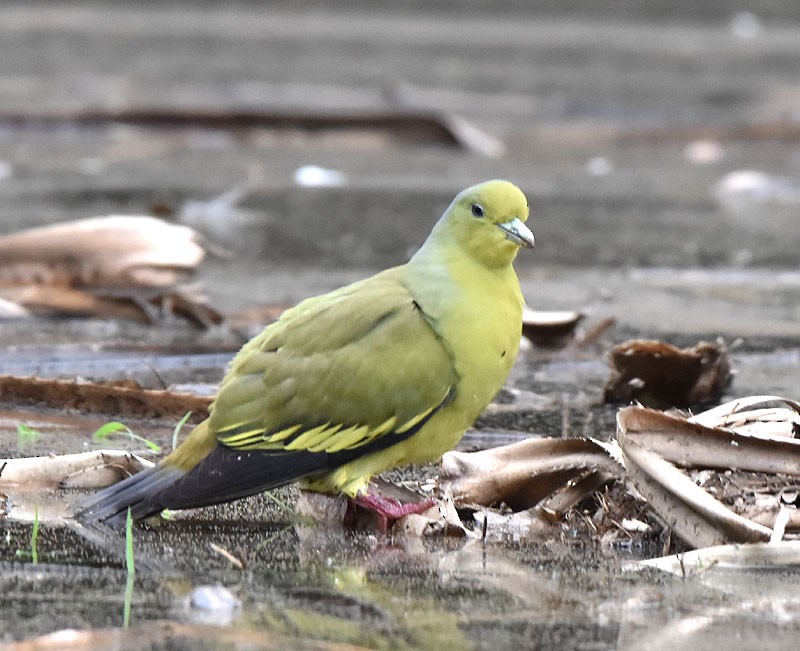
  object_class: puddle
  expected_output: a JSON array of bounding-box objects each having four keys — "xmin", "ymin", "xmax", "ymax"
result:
[{"xmin": 4, "ymin": 513, "xmax": 800, "ymax": 649}]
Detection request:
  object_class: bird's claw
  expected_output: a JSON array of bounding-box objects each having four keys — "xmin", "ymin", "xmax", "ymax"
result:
[{"xmin": 345, "ymin": 492, "xmax": 438, "ymax": 532}]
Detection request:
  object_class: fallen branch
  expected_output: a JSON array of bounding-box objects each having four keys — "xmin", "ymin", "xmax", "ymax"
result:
[{"xmin": 0, "ymin": 375, "xmax": 211, "ymax": 422}]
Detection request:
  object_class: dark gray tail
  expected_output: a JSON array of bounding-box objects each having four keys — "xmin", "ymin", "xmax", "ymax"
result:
[
  {"xmin": 73, "ymin": 446, "xmax": 332, "ymax": 527},
  {"xmin": 73, "ymin": 464, "xmax": 187, "ymax": 527}
]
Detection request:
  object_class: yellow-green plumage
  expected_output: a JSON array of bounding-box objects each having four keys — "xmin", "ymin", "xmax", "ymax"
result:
[{"xmin": 75, "ymin": 179, "xmax": 534, "ymax": 524}]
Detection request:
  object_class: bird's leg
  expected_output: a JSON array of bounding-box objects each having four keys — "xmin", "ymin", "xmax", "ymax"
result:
[
  {"xmin": 355, "ymin": 492, "xmax": 437, "ymax": 519},
  {"xmin": 346, "ymin": 492, "xmax": 437, "ymax": 532}
]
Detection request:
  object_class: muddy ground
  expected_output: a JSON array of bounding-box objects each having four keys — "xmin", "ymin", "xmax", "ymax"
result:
[{"xmin": 1, "ymin": 2, "xmax": 800, "ymax": 649}]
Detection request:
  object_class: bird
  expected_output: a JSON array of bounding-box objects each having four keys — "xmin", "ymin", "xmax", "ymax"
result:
[{"xmin": 75, "ymin": 179, "xmax": 534, "ymax": 527}]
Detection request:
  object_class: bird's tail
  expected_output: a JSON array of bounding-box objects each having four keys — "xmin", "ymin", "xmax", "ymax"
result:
[
  {"xmin": 74, "ymin": 419, "xmax": 216, "ymax": 527},
  {"xmin": 73, "ymin": 462, "xmax": 186, "ymax": 527}
]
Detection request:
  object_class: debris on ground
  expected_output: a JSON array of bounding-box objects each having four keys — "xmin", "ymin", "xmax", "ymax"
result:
[
  {"xmin": 604, "ymin": 339, "xmax": 733, "ymax": 407},
  {"xmin": 3, "ymin": 376, "xmax": 800, "ymax": 574},
  {"xmin": 439, "ymin": 436, "xmax": 620, "ymax": 511},
  {"xmin": 0, "ymin": 217, "xmax": 221, "ymax": 327},
  {"xmin": 0, "ymin": 376, "xmax": 211, "ymax": 421},
  {"xmin": 0, "ymin": 620, "xmax": 368, "ymax": 651},
  {"xmin": 618, "ymin": 399, "xmax": 800, "ymax": 549},
  {"xmin": 521, "ymin": 309, "xmax": 584, "ymax": 348}
]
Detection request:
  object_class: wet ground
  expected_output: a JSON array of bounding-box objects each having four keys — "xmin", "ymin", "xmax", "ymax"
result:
[{"xmin": 2, "ymin": 2, "xmax": 800, "ymax": 649}]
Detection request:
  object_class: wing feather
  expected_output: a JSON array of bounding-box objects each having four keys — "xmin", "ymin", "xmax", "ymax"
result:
[{"xmin": 212, "ymin": 270, "xmax": 458, "ymax": 457}]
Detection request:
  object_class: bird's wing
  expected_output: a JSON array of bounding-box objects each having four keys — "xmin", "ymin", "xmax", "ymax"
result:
[{"xmin": 211, "ymin": 271, "xmax": 458, "ymax": 455}]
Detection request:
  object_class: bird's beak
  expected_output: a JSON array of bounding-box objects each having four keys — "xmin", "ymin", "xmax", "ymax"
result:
[{"xmin": 498, "ymin": 218, "xmax": 535, "ymax": 249}]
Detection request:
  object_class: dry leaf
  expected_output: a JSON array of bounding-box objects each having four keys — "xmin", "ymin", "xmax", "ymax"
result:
[
  {"xmin": 618, "ymin": 405, "xmax": 800, "ymax": 474},
  {"xmin": 620, "ymin": 437, "xmax": 771, "ymax": 547},
  {"xmin": 439, "ymin": 437, "xmax": 621, "ymax": 511},
  {"xmin": 0, "ymin": 450, "xmax": 153, "ymax": 489},
  {"xmin": 604, "ymin": 339, "xmax": 732, "ymax": 407},
  {"xmin": 540, "ymin": 469, "xmax": 617, "ymax": 514},
  {"xmin": 0, "ymin": 285, "xmax": 221, "ymax": 327},
  {"xmin": 0, "ymin": 216, "xmax": 203, "ymax": 289},
  {"xmin": 521, "ymin": 308, "xmax": 584, "ymax": 348},
  {"xmin": 7, "ymin": 107, "xmax": 491, "ymax": 151},
  {"xmin": 395, "ymin": 496, "xmax": 474, "ymax": 539},
  {"xmin": 0, "ymin": 216, "xmax": 220, "ymax": 326},
  {"xmin": 617, "ymin": 404, "xmax": 800, "ymax": 548},
  {"xmin": 0, "ymin": 450, "xmax": 154, "ymax": 523},
  {"xmin": 1, "ymin": 286, "xmax": 158, "ymax": 322},
  {"xmin": 628, "ymin": 540, "xmax": 800, "ymax": 575},
  {"xmin": 688, "ymin": 394, "xmax": 800, "ymax": 437}
]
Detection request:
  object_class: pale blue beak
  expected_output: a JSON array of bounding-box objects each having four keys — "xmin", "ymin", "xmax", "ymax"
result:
[{"xmin": 498, "ymin": 218, "xmax": 535, "ymax": 248}]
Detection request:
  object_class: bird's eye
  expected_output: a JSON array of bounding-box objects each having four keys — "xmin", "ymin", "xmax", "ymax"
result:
[{"xmin": 471, "ymin": 203, "xmax": 484, "ymax": 218}]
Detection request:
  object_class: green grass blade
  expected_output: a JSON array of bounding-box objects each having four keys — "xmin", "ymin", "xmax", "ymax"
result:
[
  {"xmin": 123, "ymin": 507, "xmax": 135, "ymax": 628},
  {"xmin": 31, "ymin": 505, "xmax": 39, "ymax": 565},
  {"xmin": 93, "ymin": 421, "xmax": 161, "ymax": 453},
  {"xmin": 125, "ymin": 508, "xmax": 135, "ymax": 575},
  {"xmin": 123, "ymin": 574, "xmax": 134, "ymax": 629},
  {"xmin": 92, "ymin": 421, "xmax": 131, "ymax": 441},
  {"xmin": 17, "ymin": 423, "xmax": 41, "ymax": 448},
  {"xmin": 172, "ymin": 411, "xmax": 192, "ymax": 451}
]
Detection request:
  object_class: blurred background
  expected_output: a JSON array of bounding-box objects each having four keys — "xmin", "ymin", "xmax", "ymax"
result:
[
  {"xmin": 1, "ymin": 1, "xmax": 799, "ymax": 331},
  {"xmin": 1, "ymin": 2, "xmax": 799, "ymax": 322}
]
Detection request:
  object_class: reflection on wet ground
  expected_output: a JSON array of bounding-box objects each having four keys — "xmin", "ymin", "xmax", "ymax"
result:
[{"xmin": 3, "ymin": 511, "xmax": 800, "ymax": 650}]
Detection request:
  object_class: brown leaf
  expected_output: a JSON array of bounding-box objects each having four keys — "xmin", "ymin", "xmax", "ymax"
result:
[
  {"xmin": 620, "ymin": 437, "xmax": 771, "ymax": 547},
  {"xmin": 540, "ymin": 469, "xmax": 617, "ymax": 514},
  {"xmin": 604, "ymin": 339, "xmax": 732, "ymax": 407},
  {"xmin": 395, "ymin": 497, "xmax": 473, "ymax": 540},
  {"xmin": 1, "ymin": 107, "xmax": 473, "ymax": 149},
  {"xmin": 0, "ymin": 450, "xmax": 153, "ymax": 489},
  {"xmin": 688, "ymin": 394, "xmax": 800, "ymax": 437},
  {"xmin": 0, "ymin": 285, "xmax": 222, "ymax": 327},
  {"xmin": 0, "ymin": 216, "xmax": 221, "ymax": 326},
  {"xmin": 521, "ymin": 308, "xmax": 584, "ymax": 348},
  {"xmin": 439, "ymin": 436, "xmax": 622, "ymax": 511},
  {"xmin": 0, "ymin": 286, "xmax": 156, "ymax": 322},
  {"xmin": 617, "ymin": 404, "xmax": 800, "ymax": 548},
  {"xmin": 0, "ymin": 216, "xmax": 204, "ymax": 289},
  {"xmin": 0, "ymin": 451, "xmax": 155, "ymax": 523},
  {"xmin": 618, "ymin": 405, "xmax": 800, "ymax": 474}
]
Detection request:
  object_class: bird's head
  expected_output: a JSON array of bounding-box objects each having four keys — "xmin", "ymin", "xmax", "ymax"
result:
[{"xmin": 429, "ymin": 180, "xmax": 534, "ymax": 269}]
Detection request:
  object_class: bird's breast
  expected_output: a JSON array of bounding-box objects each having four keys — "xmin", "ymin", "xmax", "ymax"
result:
[
  {"xmin": 394, "ymin": 256, "xmax": 524, "ymax": 464},
  {"xmin": 424, "ymin": 268, "xmax": 522, "ymax": 419}
]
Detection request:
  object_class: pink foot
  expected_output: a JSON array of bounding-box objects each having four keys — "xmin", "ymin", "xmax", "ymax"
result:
[{"xmin": 345, "ymin": 493, "xmax": 437, "ymax": 532}]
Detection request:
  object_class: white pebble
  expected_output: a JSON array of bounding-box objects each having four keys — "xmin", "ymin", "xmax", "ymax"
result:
[{"xmin": 293, "ymin": 165, "xmax": 346, "ymax": 187}]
